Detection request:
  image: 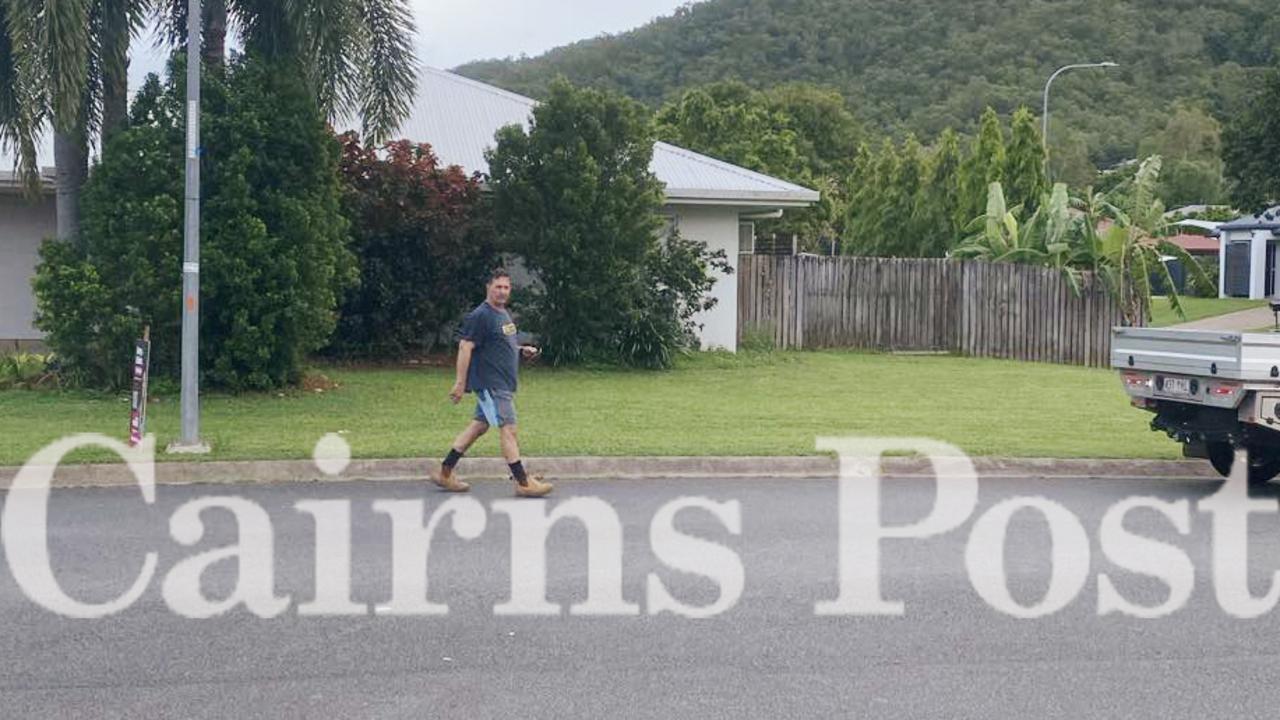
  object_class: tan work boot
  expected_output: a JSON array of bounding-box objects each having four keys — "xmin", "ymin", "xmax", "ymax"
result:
[
  {"xmin": 514, "ymin": 474, "xmax": 553, "ymax": 498},
  {"xmin": 433, "ymin": 466, "xmax": 470, "ymax": 493}
]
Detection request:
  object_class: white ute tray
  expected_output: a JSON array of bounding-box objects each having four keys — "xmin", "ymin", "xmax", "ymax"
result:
[{"xmin": 1111, "ymin": 327, "xmax": 1280, "ymax": 382}]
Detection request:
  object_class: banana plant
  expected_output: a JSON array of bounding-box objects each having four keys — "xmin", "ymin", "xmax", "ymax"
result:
[
  {"xmin": 953, "ymin": 180, "xmax": 1073, "ymax": 267},
  {"xmin": 952, "ymin": 182, "xmax": 1042, "ymax": 263},
  {"xmin": 953, "ymin": 158, "xmax": 1214, "ymax": 326},
  {"xmin": 1081, "ymin": 156, "xmax": 1214, "ymax": 326}
]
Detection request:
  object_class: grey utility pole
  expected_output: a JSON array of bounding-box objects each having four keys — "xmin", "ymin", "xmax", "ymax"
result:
[
  {"xmin": 1041, "ymin": 61, "xmax": 1118, "ymax": 160},
  {"xmin": 171, "ymin": 0, "xmax": 208, "ymax": 454}
]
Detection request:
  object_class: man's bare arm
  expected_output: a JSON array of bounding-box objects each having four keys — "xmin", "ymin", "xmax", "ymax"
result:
[{"xmin": 450, "ymin": 340, "xmax": 474, "ymax": 403}]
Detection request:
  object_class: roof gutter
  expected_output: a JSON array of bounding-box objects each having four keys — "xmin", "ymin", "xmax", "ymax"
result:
[
  {"xmin": 739, "ymin": 209, "xmax": 784, "ymax": 219},
  {"xmin": 0, "ymin": 168, "xmax": 56, "ymax": 195}
]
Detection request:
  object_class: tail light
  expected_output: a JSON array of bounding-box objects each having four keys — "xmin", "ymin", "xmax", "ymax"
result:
[
  {"xmin": 1209, "ymin": 382, "xmax": 1241, "ymax": 398},
  {"xmin": 1122, "ymin": 372, "xmax": 1152, "ymax": 390}
]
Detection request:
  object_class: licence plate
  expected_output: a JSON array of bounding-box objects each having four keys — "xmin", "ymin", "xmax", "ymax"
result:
[{"xmin": 1160, "ymin": 376, "xmax": 1192, "ymax": 396}]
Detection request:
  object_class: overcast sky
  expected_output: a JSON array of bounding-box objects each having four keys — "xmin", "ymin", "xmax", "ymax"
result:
[
  {"xmin": 129, "ymin": 0, "xmax": 698, "ymax": 89},
  {"xmin": 417, "ymin": 0, "xmax": 695, "ymax": 69},
  {"xmin": 9, "ymin": 1, "xmax": 699, "ymax": 168}
]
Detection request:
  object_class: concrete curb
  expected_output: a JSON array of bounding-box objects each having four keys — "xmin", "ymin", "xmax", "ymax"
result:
[{"xmin": 0, "ymin": 455, "xmax": 1220, "ymax": 490}]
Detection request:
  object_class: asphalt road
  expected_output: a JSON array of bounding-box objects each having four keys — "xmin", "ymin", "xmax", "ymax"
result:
[{"xmin": 2, "ymin": 474, "xmax": 1279, "ymax": 719}]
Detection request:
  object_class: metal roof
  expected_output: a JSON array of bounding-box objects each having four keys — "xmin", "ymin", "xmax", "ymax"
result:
[
  {"xmin": 348, "ymin": 66, "xmax": 819, "ymax": 207},
  {"xmin": 1162, "ymin": 233, "xmax": 1219, "ymax": 254},
  {"xmin": 3, "ymin": 67, "xmax": 819, "ymax": 208},
  {"xmin": 1219, "ymin": 206, "xmax": 1280, "ymax": 231},
  {"xmin": 1172, "ymin": 218, "xmax": 1222, "ymax": 233}
]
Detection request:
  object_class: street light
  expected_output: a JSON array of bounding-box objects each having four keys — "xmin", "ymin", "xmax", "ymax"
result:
[{"xmin": 1041, "ymin": 61, "xmax": 1118, "ymax": 160}]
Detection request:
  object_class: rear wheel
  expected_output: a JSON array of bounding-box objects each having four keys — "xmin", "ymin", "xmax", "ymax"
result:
[{"xmin": 1206, "ymin": 442, "xmax": 1280, "ymax": 485}]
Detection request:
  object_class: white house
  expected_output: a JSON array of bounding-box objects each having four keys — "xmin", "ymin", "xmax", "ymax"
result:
[
  {"xmin": 0, "ymin": 67, "xmax": 818, "ymax": 352},
  {"xmin": 1216, "ymin": 207, "xmax": 1280, "ymax": 298},
  {"xmin": 0, "ymin": 170, "xmax": 55, "ymax": 353},
  {"xmin": 367, "ymin": 67, "xmax": 819, "ymax": 350}
]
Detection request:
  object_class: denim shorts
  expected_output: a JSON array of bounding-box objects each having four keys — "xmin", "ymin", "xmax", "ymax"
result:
[{"xmin": 474, "ymin": 388, "xmax": 517, "ymax": 427}]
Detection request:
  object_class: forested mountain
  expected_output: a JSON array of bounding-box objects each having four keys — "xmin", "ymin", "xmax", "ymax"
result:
[{"xmin": 456, "ymin": 0, "xmax": 1279, "ymax": 167}]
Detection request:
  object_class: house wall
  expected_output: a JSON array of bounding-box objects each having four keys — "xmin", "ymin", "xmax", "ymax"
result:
[
  {"xmin": 0, "ymin": 194, "xmax": 755, "ymax": 354},
  {"xmin": 0, "ymin": 193, "xmax": 55, "ymax": 342},
  {"xmin": 1218, "ymin": 235, "xmax": 1226, "ymax": 297},
  {"xmin": 668, "ymin": 204, "xmax": 740, "ymax": 351},
  {"xmin": 1252, "ymin": 230, "xmax": 1269, "ymax": 298},
  {"xmin": 1218, "ymin": 229, "xmax": 1276, "ymax": 299}
]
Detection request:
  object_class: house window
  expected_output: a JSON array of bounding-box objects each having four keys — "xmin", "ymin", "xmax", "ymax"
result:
[
  {"xmin": 738, "ymin": 222, "xmax": 755, "ymax": 254},
  {"xmin": 660, "ymin": 214, "xmax": 679, "ymax": 242}
]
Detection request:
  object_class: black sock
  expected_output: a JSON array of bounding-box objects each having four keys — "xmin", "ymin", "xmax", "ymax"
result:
[
  {"xmin": 509, "ymin": 460, "xmax": 528, "ymax": 485},
  {"xmin": 443, "ymin": 449, "xmax": 464, "ymax": 469}
]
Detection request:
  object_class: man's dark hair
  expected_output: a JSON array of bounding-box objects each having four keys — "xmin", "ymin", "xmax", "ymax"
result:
[{"xmin": 488, "ymin": 268, "xmax": 511, "ymax": 284}]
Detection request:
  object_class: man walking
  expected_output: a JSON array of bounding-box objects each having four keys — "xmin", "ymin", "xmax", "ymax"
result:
[{"xmin": 434, "ymin": 269, "xmax": 553, "ymax": 497}]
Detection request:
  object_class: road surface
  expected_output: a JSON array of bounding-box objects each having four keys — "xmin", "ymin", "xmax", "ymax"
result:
[{"xmin": 1, "ymin": 475, "xmax": 1278, "ymax": 718}]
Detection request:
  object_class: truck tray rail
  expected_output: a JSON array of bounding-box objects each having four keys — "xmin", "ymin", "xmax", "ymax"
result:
[{"xmin": 1111, "ymin": 327, "xmax": 1280, "ymax": 382}]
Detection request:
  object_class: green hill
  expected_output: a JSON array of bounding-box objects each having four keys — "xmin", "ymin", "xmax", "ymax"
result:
[{"xmin": 455, "ymin": 0, "xmax": 1279, "ymax": 167}]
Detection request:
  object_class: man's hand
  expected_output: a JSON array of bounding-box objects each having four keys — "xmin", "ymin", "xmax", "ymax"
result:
[
  {"xmin": 520, "ymin": 345, "xmax": 541, "ymax": 361},
  {"xmin": 449, "ymin": 381, "xmax": 465, "ymax": 404}
]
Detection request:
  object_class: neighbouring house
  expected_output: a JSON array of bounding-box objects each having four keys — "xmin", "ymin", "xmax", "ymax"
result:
[
  {"xmin": 350, "ymin": 67, "xmax": 819, "ymax": 350},
  {"xmin": 1215, "ymin": 207, "xmax": 1280, "ymax": 298},
  {"xmin": 0, "ymin": 67, "xmax": 818, "ymax": 353},
  {"xmin": 1099, "ymin": 217, "xmax": 1222, "ymax": 295},
  {"xmin": 1160, "ymin": 231, "xmax": 1219, "ymax": 294},
  {"xmin": 0, "ymin": 170, "xmax": 55, "ymax": 353},
  {"xmin": 1163, "ymin": 233, "xmax": 1219, "ymax": 257}
]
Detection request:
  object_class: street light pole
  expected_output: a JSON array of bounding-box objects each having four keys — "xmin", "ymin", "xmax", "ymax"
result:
[
  {"xmin": 1041, "ymin": 61, "xmax": 1118, "ymax": 162},
  {"xmin": 172, "ymin": 0, "xmax": 209, "ymax": 454}
]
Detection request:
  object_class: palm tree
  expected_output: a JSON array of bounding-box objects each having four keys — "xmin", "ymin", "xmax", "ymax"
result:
[
  {"xmin": 2, "ymin": 0, "xmax": 413, "ymax": 244},
  {"xmin": 153, "ymin": 0, "xmax": 417, "ymax": 143},
  {"xmin": 0, "ymin": 0, "xmax": 147, "ymax": 238}
]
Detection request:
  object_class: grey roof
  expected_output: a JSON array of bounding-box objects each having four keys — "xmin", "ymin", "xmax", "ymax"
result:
[
  {"xmin": 1219, "ymin": 206, "xmax": 1280, "ymax": 231},
  {"xmin": 1172, "ymin": 218, "xmax": 1222, "ymax": 233},
  {"xmin": 347, "ymin": 67, "xmax": 819, "ymax": 207},
  {"xmin": 0, "ymin": 169, "xmax": 55, "ymax": 195},
  {"xmin": 3, "ymin": 67, "xmax": 819, "ymax": 208},
  {"xmin": 1163, "ymin": 204, "xmax": 1230, "ymax": 218}
]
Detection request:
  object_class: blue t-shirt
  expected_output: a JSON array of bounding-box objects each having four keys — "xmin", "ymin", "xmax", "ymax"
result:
[{"xmin": 459, "ymin": 302, "xmax": 520, "ymax": 393}]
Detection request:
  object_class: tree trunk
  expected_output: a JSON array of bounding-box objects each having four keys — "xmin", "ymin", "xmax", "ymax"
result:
[
  {"xmin": 101, "ymin": 0, "xmax": 130, "ymax": 142},
  {"xmin": 54, "ymin": 126, "xmax": 88, "ymax": 242},
  {"xmin": 102, "ymin": 63, "xmax": 128, "ymax": 142},
  {"xmin": 203, "ymin": 0, "xmax": 227, "ymax": 69}
]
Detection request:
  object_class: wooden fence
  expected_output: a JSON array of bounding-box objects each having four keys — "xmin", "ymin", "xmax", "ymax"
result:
[{"xmin": 736, "ymin": 255, "xmax": 1131, "ymax": 367}]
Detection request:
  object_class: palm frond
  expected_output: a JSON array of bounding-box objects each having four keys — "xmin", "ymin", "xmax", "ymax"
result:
[
  {"xmin": 152, "ymin": 0, "xmax": 188, "ymax": 48},
  {"xmin": 0, "ymin": 3, "xmax": 16, "ymax": 124},
  {"xmin": 234, "ymin": 0, "xmax": 301, "ymax": 60},
  {"xmin": 82, "ymin": 0, "xmax": 104, "ymax": 137},
  {"xmin": 0, "ymin": 2, "xmax": 45, "ymax": 195},
  {"xmin": 356, "ymin": 0, "xmax": 415, "ymax": 143},
  {"xmin": 297, "ymin": 0, "xmax": 360, "ymax": 121},
  {"xmin": 41, "ymin": 0, "xmax": 92, "ymax": 131}
]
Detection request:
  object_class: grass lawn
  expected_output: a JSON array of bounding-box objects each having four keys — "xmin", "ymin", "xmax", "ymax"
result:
[
  {"xmin": 0, "ymin": 350, "xmax": 1179, "ymax": 466},
  {"xmin": 1148, "ymin": 296, "xmax": 1267, "ymax": 327}
]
